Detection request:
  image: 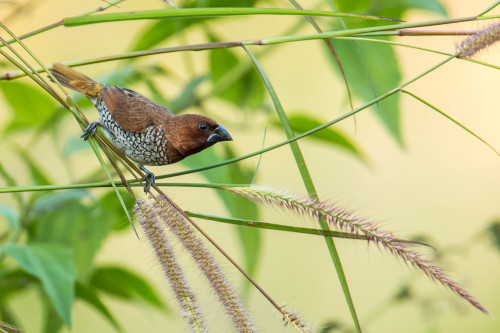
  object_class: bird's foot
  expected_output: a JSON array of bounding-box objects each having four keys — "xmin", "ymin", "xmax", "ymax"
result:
[
  {"xmin": 80, "ymin": 121, "xmax": 100, "ymax": 141},
  {"xmin": 139, "ymin": 165, "xmax": 155, "ymax": 193}
]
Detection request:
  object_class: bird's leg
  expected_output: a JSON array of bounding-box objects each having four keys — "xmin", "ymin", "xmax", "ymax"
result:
[
  {"xmin": 139, "ymin": 164, "xmax": 155, "ymax": 193},
  {"xmin": 80, "ymin": 121, "xmax": 101, "ymax": 141}
]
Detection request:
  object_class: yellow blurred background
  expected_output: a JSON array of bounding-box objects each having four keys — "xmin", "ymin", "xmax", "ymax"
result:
[{"xmin": 1, "ymin": 0, "xmax": 500, "ymax": 332}]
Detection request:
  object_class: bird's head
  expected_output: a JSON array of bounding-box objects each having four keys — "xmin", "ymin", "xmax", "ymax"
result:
[{"xmin": 165, "ymin": 114, "xmax": 232, "ymax": 163}]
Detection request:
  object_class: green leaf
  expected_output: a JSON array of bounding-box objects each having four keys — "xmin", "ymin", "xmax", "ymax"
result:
[
  {"xmin": 99, "ymin": 190, "xmax": 136, "ymax": 231},
  {"xmin": 0, "ymin": 243, "xmax": 76, "ymax": 327},
  {"xmin": 0, "ymin": 205, "xmax": 19, "ymax": 230},
  {"xmin": 0, "ymin": 81, "xmax": 58, "ymax": 133},
  {"xmin": 272, "ymin": 113, "xmax": 366, "ymax": 163},
  {"xmin": 129, "ymin": 0, "xmax": 258, "ymax": 51},
  {"xmin": 328, "ymin": 0, "xmax": 447, "ymax": 143},
  {"xmin": 90, "ymin": 266, "xmax": 167, "ymax": 312},
  {"xmin": 63, "ymin": 136, "xmax": 91, "ymax": 157},
  {"xmin": 131, "ymin": 19, "xmax": 194, "ymax": 52},
  {"xmin": 16, "ymin": 148, "xmax": 53, "ymax": 185},
  {"xmin": 42, "ymin": 302, "xmax": 64, "ymax": 333},
  {"xmin": 182, "ymin": 146, "xmax": 261, "ymax": 286},
  {"xmin": 487, "ymin": 221, "xmax": 500, "ymax": 252},
  {"xmin": 209, "ymin": 42, "xmax": 264, "ymax": 108},
  {"xmin": 333, "ymin": 0, "xmax": 447, "ymax": 19},
  {"xmin": 30, "ymin": 195, "xmax": 113, "ymax": 279},
  {"xmin": 0, "ymin": 162, "xmax": 23, "ymax": 208},
  {"xmin": 404, "ymin": 0, "xmax": 447, "ymax": 16},
  {"xmin": 330, "ymin": 38, "xmax": 403, "ymax": 143},
  {"xmin": 0, "ymin": 304, "xmax": 21, "ymax": 329},
  {"xmin": 76, "ymin": 282, "xmax": 122, "ymax": 331},
  {"xmin": 31, "ymin": 190, "xmax": 89, "ymax": 216},
  {"xmin": 0, "ymin": 269, "xmax": 34, "ymax": 301},
  {"xmin": 169, "ymin": 75, "xmax": 208, "ymax": 113}
]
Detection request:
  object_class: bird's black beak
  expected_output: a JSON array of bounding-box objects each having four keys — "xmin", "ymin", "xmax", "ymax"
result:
[{"xmin": 207, "ymin": 124, "xmax": 232, "ymax": 143}]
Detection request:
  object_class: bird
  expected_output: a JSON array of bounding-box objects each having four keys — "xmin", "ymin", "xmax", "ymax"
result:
[{"xmin": 49, "ymin": 63, "xmax": 232, "ymax": 193}]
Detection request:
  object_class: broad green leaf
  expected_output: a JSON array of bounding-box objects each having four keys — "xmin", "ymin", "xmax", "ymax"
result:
[
  {"xmin": 90, "ymin": 266, "xmax": 167, "ymax": 312},
  {"xmin": 0, "ymin": 81, "xmax": 58, "ymax": 133},
  {"xmin": 487, "ymin": 221, "xmax": 500, "ymax": 252},
  {"xmin": 0, "ymin": 162, "xmax": 23, "ymax": 208},
  {"xmin": 16, "ymin": 149, "xmax": 53, "ymax": 186},
  {"xmin": 0, "ymin": 305, "xmax": 20, "ymax": 329},
  {"xmin": 182, "ymin": 146, "xmax": 261, "ymax": 286},
  {"xmin": 100, "ymin": 190, "xmax": 136, "ymax": 231},
  {"xmin": 0, "ymin": 205, "xmax": 19, "ymax": 230},
  {"xmin": 333, "ymin": 0, "xmax": 447, "ymax": 18},
  {"xmin": 42, "ymin": 302, "xmax": 64, "ymax": 333},
  {"xmin": 0, "ymin": 269, "xmax": 34, "ymax": 301},
  {"xmin": 31, "ymin": 190, "xmax": 90, "ymax": 216},
  {"xmin": 130, "ymin": 0, "xmax": 257, "ymax": 51},
  {"xmin": 168, "ymin": 75, "xmax": 208, "ymax": 114},
  {"xmin": 329, "ymin": 0, "xmax": 447, "ymax": 143},
  {"xmin": 0, "ymin": 243, "xmax": 76, "ymax": 327},
  {"xmin": 405, "ymin": 0, "xmax": 447, "ymax": 16},
  {"xmin": 272, "ymin": 113, "xmax": 366, "ymax": 163},
  {"xmin": 330, "ymin": 38, "xmax": 403, "ymax": 143},
  {"xmin": 31, "ymin": 197, "xmax": 112, "ymax": 279},
  {"xmin": 76, "ymin": 282, "xmax": 122, "ymax": 331},
  {"xmin": 209, "ymin": 42, "xmax": 265, "ymax": 108},
  {"xmin": 63, "ymin": 136, "xmax": 91, "ymax": 157},
  {"xmin": 131, "ymin": 20, "xmax": 194, "ymax": 52}
]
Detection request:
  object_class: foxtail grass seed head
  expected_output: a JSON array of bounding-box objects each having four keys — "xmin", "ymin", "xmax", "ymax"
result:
[
  {"xmin": 225, "ymin": 185, "xmax": 488, "ymax": 314},
  {"xmin": 134, "ymin": 200, "xmax": 207, "ymax": 333},
  {"xmin": 154, "ymin": 195, "xmax": 257, "ymax": 333},
  {"xmin": 458, "ymin": 22, "xmax": 500, "ymax": 58},
  {"xmin": 281, "ymin": 309, "xmax": 313, "ymax": 333}
]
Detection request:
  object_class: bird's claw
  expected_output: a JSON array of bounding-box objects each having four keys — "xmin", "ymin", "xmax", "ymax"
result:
[
  {"xmin": 81, "ymin": 122, "xmax": 100, "ymax": 141},
  {"xmin": 139, "ymin": 165, "xmax": 155, "ymax": 193}
]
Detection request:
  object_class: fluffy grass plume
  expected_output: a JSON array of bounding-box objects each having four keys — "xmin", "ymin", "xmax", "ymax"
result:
[
  {"xmin": 225, "ymin": 185, "xmax": 488, "ymax": 314},
  {"xmin": 134, "ymin": 200, "xmax": 207, "ymax": 332},
  {"xmin": 458, "ymin": 22, "xmax": 500, "ymax": 58}
]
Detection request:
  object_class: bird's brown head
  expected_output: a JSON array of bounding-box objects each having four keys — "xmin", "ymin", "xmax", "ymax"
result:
[{"xmin": 165, "ymin": 114, "xmax": 232, "ymax": 163}]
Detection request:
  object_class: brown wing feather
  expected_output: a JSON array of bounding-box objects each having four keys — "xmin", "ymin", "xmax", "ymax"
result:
[{"xmin": 102, "ymin": 85, "xmax": 174, "ymax": 133}]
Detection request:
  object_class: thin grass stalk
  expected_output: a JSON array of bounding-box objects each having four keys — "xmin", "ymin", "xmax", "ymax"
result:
[
  {"xmin": 153, "ymin": 195, "xmax": 257, "ymax": 333},
  {"xmin": 0, "ymin": 23, "xmax": 138, "ymax": 230},
  {"xmin": 401, "ymin": 90, "xmax": 500, "ymax": 156},
  {"xmin": 62, "ymin": 8, "xmax": 400, "ymax": 27},
  {"xmin": 149, "ymin": 189, "xmax": 301, "ymax": 331},
  {"xmin": 0, "ymin": 36, "xmax": 62, "ymax": 102},
  {"xmin": 185, "ymin": 211, "xmax": 430, "ymax": 246},
  {"xmin": 225, "ymin": 185, "xmax": 488, "ymax": 313},
  {"xmin": 134, "ymin": 200, "xmax": 207, "ymax": 332},
  {"xmin": 2, "ymin": 11, "xmax": 310, "ymax": 331},
  {"xmin": 0, "ymin": 0, "xmax": 125, "ymax": 47},
  {"xmin": 154, "ymin": 53, "xmax": 458, "ymax": 181},
  {"xmin": 0, "ymin": 321, "xmax": 25, "ymax": 333},
  {"xmin": 243, "ymin": 45, "xmax": 362, "ymax": 332},
  {"xmin": 6, "ymin": 23, "xmax": 500, "ymax": 82},
  {"xmin": 288, "ymin": 0, "xmax": 354, "ymax": 112}
]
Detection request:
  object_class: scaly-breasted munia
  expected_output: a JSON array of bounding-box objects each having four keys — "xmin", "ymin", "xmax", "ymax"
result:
[{"xmin": 50, "ymin": 63, "xmax": 232, "ymax": 192}]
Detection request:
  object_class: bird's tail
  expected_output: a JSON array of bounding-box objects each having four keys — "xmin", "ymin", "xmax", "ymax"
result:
[{"xmin": 50, "ymin": 63, "xmax": 103, "ymax": 99}]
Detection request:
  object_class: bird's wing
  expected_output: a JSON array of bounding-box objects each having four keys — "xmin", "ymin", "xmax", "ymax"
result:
[{"xmin": 102, "ymin": 85, "xmax": 174, "ymax": 133}]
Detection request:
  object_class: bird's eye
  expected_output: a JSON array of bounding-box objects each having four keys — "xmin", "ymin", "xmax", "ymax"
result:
[{"xmin": 198, "ymin": 122, "xmax": 209, "ymax": 131}]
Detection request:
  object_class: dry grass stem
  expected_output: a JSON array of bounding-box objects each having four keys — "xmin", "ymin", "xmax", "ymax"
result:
[
  {"xmin": 154, "ymin": 195, "xmax": 257, "ymax": 333},
  {"xmin": 134, "ymin": 200, "xmax": 207, "ymax": 333},
  {"xmin": 225, "ymin": 185, "xmax": 488, "ymax": 314}
]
